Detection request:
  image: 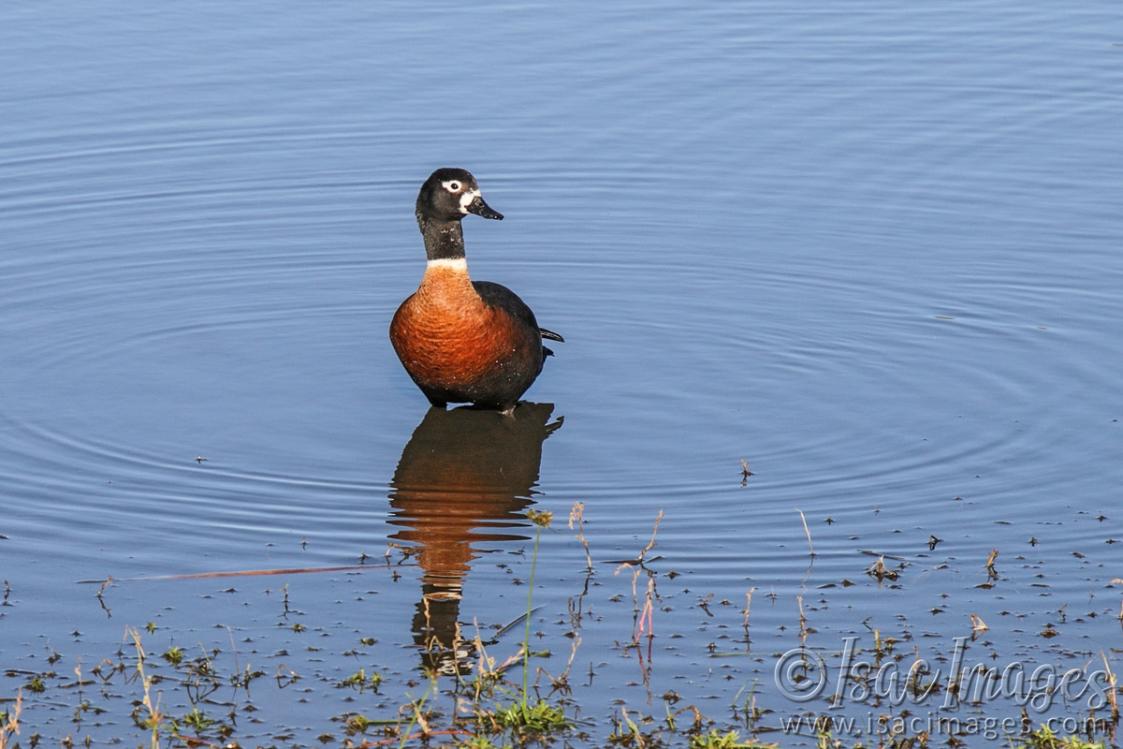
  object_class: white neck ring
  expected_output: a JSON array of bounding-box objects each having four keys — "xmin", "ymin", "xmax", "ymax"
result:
[{"xmin": 426, "ymin": 257, "xmax": 468, "ymax": 271}]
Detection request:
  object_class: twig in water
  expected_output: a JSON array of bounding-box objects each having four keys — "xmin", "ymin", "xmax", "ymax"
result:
[
  {"xmin": 95, "ymin": 577, "xmax": 113, "ymax": 618},
  {"xmin": 614, "ymin": 512, "xmax": 664, "ymax": 650},
  {"xmin": 491, "ymin": 607, "xmax": 543, "ymax": 642},
  {"xmin": 797, "ymin": 594, "xmax": 808, "ymax": 642},
  {"xmin": 545, "ymin": 629, "xmax": 582, "ymax": 695},
  {"xmin": 984, "ymin": 549, "xmax": 999, "ymax": 580},
  {"xmin": 697, "ymin": 593, "xmax": 714, "ymax": 618},
  {"xmin": 1102, "ymin": 651, "xmax": 1120, "ymax": 723},
  {"xmin": 858, "ymin": 549, "xmax": 908, "ymax": 561},
  {"xmin": 634, "ymin": 577, "xmax": 655, "ymax": 642},
  {"xmin": 77, "ymin": 563, "xmax": 383, "ymax": 584},
  {"xmin": 569, "ymin": 502, "xmax": 593, "ymax": 573},
  {"xmin": 637, "ymin": 510, "xmax": 664, "ymax": 565},
  {"xmin": 1111, "ymin": 576, "xmax": 1123, "ymax": 624},
  {"xmin": 742, "ymin": 588, "xmax": 756, "ymax": 647},
  {"xmin": 0, "ymin": 689, "xmax": 21, "ymax": 749},
  {"xmin": 606, "ymin": 510, "xmax": 664, "ymax": 569},
  {"xmin": 396, "ymin": 674, "xmax": 436, "ymax": 748},
  {"xmin": 798, "ymin": 510, "xmax": 815, "ymax": 559}
]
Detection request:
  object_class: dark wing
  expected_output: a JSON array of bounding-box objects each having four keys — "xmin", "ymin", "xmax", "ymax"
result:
[{"xmin": 473, "ymin": 281, "xmax": 564, "ymax": 345}]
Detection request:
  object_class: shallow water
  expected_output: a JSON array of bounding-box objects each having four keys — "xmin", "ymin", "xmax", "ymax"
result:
[{"xmin": 1, "ymin": 0, "xmax": 1121, "ymax": 745}]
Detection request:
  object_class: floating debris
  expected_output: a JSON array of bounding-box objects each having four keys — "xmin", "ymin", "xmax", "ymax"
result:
[
  {"xmin": 866, "ymin": 556, "xmax": 900, "ymax": 582},
  {"xmin": 739, "ymin": 458, "xmax": 753, "ymax": 486},
  {"xmin": 985, "ymin": 548, "xmax": 999, "ymax": 580},
  {"xmin": 969, "ymin": 612, "xmax": 989, "ymax": 634}
]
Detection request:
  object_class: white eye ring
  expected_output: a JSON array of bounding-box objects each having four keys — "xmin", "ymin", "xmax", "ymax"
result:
[{"xmin": 443, "ymin": 180, "xmax": 462, "ymax": 192}]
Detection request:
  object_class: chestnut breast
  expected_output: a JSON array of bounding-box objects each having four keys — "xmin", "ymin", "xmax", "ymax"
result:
[{"xmin": 390, "ymin": 265, "xmax": 528, "ymax": 392}]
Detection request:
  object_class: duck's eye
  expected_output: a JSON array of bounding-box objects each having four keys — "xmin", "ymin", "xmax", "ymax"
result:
[{"xmin": 446, "ymin": 181, "xmax": 462, "ymax": 192}]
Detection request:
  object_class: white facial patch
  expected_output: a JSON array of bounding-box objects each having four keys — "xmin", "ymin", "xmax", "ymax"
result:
[
  {"xmin": 457, "ymin": 188, "xmax": 481, "ymax": 214},
  {"xmin": 426, "ymin": 257, "xmax": 468, "ymax": 272}
]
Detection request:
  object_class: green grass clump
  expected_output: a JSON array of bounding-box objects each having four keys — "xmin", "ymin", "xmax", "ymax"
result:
[
  {"xmin": 1013, "ymin": 726, "xmax": 1104, "ymax": 749},
  {"xmin": 493, "ymin": 699, "xmax": 568, "ymax": 734},
  {"xmin": 457, "ymin": 736, "xmax": 510, "ymax": 749},
  {"xmin": 338, "ymin": 667, "xmax": 383, "ymax": 693},
  {"xmin": 689, "ymin": 729, "xmax": 775, "ymax": 749},
  {"xmin": 160, "ymin": 646, "xmax": 184, "ymax": 666},
  {"xmin": 177, "ymin": 707, "xmax": 214, "ymax": 733}
]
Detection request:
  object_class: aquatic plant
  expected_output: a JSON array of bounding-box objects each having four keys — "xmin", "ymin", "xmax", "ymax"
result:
[
  {"xmin": 125, "ymin": 627, "xmax": 166, "ymax": 749},
  {"xmin": 0, "ymin": 690, "xmax": 21, "ymax": 749},
  {"xmin": 1014, "ymin": 725, "xmax": 1105, "ymax": 749},
  {"xmin": 470, "ymin": 508, "xmax": 574, "ymax": 741},
  {"xmin": 493, "ymin": 698, "xmax": 568, "ymax": 733},
  {"xmin": 689, "ymin": 729, "xmax": 775, "ymax": 749},
  {"xmin": 4, "ymin": 510, "xmax": 1119, "ymax": 749},
  {"xmin": 521, "ymin": 508, "xmax": 553, "ymax": 703}
]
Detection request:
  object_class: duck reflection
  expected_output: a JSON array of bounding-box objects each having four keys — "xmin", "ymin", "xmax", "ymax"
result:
[{"xmin": 388, "ymin": 403, "xmax": 562, "ymax": 672}]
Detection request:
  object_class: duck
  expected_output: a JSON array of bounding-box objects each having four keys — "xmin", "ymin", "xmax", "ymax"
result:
[{"xmin": 390, "ymin": 168, "xmax": 563, "ymax": 414}]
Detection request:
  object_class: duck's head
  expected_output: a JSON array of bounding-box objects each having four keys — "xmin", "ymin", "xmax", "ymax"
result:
[{"xmin": 416, "ymin": 168, "xmax": 503, "ymax": 225}]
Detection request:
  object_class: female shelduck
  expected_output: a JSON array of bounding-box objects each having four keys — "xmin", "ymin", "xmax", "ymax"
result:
[{"xmin": 390, "ymin": 168, "xmax": 563, "ymax": 414}]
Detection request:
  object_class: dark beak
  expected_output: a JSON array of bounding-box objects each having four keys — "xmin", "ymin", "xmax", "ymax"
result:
[{"xmin": 466, "ymin": 194, "xmax": 503, "ymax": 220}]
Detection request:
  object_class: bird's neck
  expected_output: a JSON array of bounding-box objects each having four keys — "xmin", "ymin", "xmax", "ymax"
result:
[
  {"xmin": 416, "ymin": 216, "xmax": 477, "ymax": 302},
  {"xmin": 424, "ymin": 257, "xmax": 469, "ymax": 275},
  {"xmin": 419, "ymin": 216, "xmax": 466, "ymax": 261},
  {"xmin": 419, "ymin": 254, "xmax": 477, "ymax": 307}
]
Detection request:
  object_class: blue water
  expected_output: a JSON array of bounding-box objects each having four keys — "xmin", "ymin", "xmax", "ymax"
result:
[{"xmin": 1, "ymin": 1, "xmax": 1121, "ymax": 745}]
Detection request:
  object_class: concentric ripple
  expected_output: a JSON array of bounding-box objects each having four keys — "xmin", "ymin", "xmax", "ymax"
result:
[{"xmin": 1, "ymin": 0, "xmax": 1121, "ymax": 744}]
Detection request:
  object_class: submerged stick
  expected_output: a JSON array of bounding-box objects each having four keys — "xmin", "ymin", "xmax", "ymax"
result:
[
  {"xmin": 797, "ymin": 594, "xmax": 808, "ymax": 642},
  {"xmin": 609, "ymin": 510, "xmax": 665, "ymax": 570},
  {"xmin": 76, "ymin": 564, "xmax": 379, "ymax": 584}
]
